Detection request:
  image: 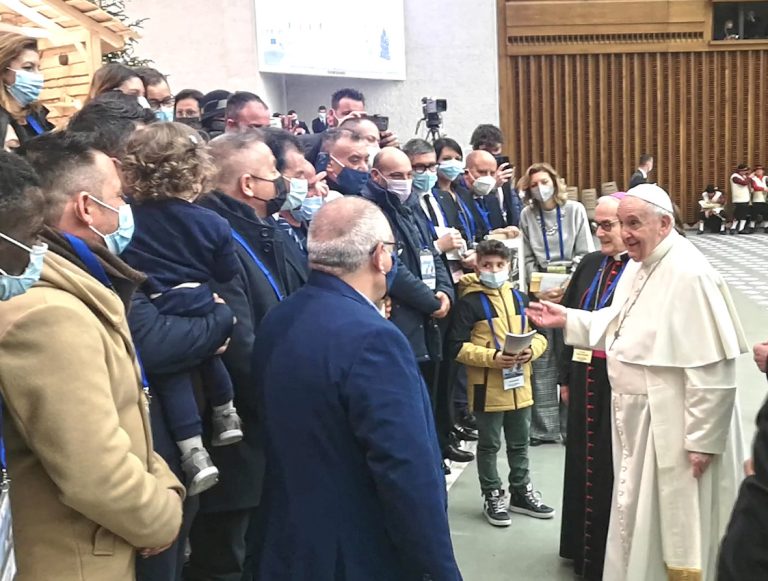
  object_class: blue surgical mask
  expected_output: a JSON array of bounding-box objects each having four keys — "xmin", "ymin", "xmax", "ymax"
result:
[
  {"xmin": 412, "ymin": 171, "xmax": 438, "ymax": 194},
  {"xmin": 155, "ymin": 106, "xmax": 174, "ymax": 123},
  {"xmin": 437, "ymin": 159, "xmax": 465, "ymax": 181},
  {"xmin": 0, "ymin": 232, "xmax": 47, "ymax": 300},
  {"xmin": 88, "ymin": 196, "xmax": 135, "ymax": 255},
  {"xmin": 479, "ymin": 269, "xmax": 509, "ymax": 289},
  {"xmin": 330, "ymin": 155, "xmax": 370, "ymax": 195},
  {"xmin": 6, "ymin": 69, "xmax": 43, "ymax": 107},
  {"xmin": 385, "ymin": 250, "xmax": 398, "ymax": 292},
  {"xmin": 281, "ymin": 177, "xmax": 309, "ymax": 211},
  {"xmin": 290, "ymin": 195, "xmax": 324, "ymax": 222}
]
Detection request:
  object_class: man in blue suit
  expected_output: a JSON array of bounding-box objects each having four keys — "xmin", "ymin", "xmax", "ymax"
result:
[{"xmin": 253, "ymin": 196, "xmax": 462, "ymax": 581}]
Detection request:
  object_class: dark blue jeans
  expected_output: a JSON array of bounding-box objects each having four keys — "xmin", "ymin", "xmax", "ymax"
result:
[{"xmin": 152, "ymin": 286, "xmax": 234, "ymax": 441}]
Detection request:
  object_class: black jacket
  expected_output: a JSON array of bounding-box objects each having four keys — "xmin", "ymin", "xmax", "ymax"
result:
[
  {"xmin": 481, "ymin": 183, "xmax": 523, "ymax": 229},
  {"xmin": 361, "ymin": 180, "xmax": 454, "ymax": 362},
  {"xmin": 719, "ymin": 389, "xmax": 768, "ymax": 581},
  {"xmin": 0, "ymin": 105, "xmax": 54, "ymax": 151},
  {"xmin": 311, "ymin": 117, "xmax": 328, "ymax": 134},
  {"xmin": 129, "ymin": 292, "xmax": 234, "ymax": 478},
  {"xmin": 266, "ymin": 216, "xmax": 309, "ymax": 294},
  {"xmin": 628, "ymin": 169, "xmax": 646, "ymax": 190},
  {"xmin": 433, "ymin": 183, "xmax": 490, "ymax": 244},
  {"xmin": 195, "ymin": 191, "xmax": 289, "ymax": 512}
]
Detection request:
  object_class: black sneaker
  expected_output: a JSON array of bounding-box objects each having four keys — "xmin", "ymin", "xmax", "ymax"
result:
[
  {"xmin": 483, "ymin": 489, "xmax": 511, "ymax": 527},
  {"xmin": 509, "ymin": 484, "xmax": 555, "ymax": 519}
]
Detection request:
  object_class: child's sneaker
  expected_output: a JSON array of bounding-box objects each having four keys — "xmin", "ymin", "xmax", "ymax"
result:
[
  {"xmin": 212, "ymin": 407, "xmax": 243, "ymax": 447},
  {"xmin": 508, "ymin": 483, "xmax": 555, "ymax": 519},
  {"xmin": 181, "ymin": 447, "xmax": 219, "ymax": 496},
  {"xmin": 483, "ymin": 489, "xmax": 511, "ymax": 527}
]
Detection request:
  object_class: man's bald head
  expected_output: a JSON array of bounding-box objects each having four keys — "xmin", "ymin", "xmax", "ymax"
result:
[
  {"xmin": 309, "ymin": 196, "xmax": 393, "ymax": 276},
  {"xmin": 466, "ymin": 149, "xmax": 497, "ymax": 173},
  {"xmin": 372, "ymin": 147, "xmax": 413, "ymax": 192},
  {"xmin": 465, "ymin": 149, "xmax": 497, "ymax": 191}
]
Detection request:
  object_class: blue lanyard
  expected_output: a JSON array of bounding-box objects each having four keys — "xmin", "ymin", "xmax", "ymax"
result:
[
  {"xmin": 581, "ymin": 256, "xmax": 627, "ymax": 310},
  {"xmin": 62, "ymin": 233, "xmax": 151, "ymax": 395},
  {"xmin": 25, "ymin": 115, "xmax": 44, "ymax": 135},
  {"xmin": 538, "ymin": 205, "xmax": 565, "ymax": 261},
  {"xmin": 479, "ymin": 291, "xmax": 525, "ymax": 351},
  {"xmin": 474, "ymin": 199, "xmax": 492, "ymax": 232},
  {"xmin": 231, "ymin": 229, "xmax": 284, "ymax": 301},
  {"xmin": 456, "ymin": 195, "xmax": 477, "ymax": 241}
]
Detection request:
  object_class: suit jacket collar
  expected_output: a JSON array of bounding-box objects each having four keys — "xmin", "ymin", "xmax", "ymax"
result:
[{"xmin": 307, "ymin": 271, "xmax": 379, "ymax": 312}]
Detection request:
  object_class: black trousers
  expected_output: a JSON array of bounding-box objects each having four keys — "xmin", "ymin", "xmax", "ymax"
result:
[
  {"xmin": 137, "ymin": 494, "xmax": 199, "ymax": 581},
  {"xmin": 434, "ymin": 359, "xmax": 458, "ymax": 453},
  {"xmin": 184, "ymin": 507, "xmax": 261, "ymax": 581}
]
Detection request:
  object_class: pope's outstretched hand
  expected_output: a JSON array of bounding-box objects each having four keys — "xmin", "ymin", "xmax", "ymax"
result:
[{"xmin": 527, "ymin": 300, "xmax": 567, "ymax": 329}]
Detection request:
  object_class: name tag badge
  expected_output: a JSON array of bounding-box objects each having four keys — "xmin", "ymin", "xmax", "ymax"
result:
[
  {"xmin": 572, "ymin": 349, "xmax": 593, "ymax": 364},
  {"xmin": 502, "ymin": 367, "xmax": 526, "ymax": 390},
  {"xmin": 420, "ymin": 249, "xmax": 437, "ymax": 290}
]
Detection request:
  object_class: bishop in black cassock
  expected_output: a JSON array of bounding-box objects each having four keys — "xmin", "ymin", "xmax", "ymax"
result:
[{"xmin": 558, "ymin": 195, "xmax": 629, "ymax": 581}]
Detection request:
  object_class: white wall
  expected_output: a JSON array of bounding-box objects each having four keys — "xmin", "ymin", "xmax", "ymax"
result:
[
  {"xmin": 125, "ymin": 0, "xmax": 499, "ymax": 151},
  {"xmin": 125, "ymin": 0, "xmax": 286, "ymax": 112},
  {"xmin": 284, "ymin": 0, "xmax": 499, "ymax": 150}
]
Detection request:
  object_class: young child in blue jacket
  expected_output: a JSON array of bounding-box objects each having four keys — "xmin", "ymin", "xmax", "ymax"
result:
[{"xmin": 121, "ymin": 122, "xmax": 242, "ymax": 495}]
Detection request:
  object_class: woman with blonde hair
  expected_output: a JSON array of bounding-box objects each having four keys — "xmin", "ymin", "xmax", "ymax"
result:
[
  {"xmin": 518, "ymin": 162, "xmax": 593, "ymax": 444},
  {"xmin": 120, "ymin": 122, "xmax": 244, "ymax": 496},
  {"xmin": 0, "ymin": 33, "xmax": 53, "ymax": 149}
]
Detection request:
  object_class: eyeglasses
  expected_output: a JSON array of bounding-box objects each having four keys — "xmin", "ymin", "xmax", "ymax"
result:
[
  {"xmin": 412, "ymin": 163, "xmax": 438, "ymax": 175},
  {"xmin": 248, "ymin": 173, "xmax": 280, "ymax": 183},
  {"xmin": 370, "ymin": 240, "xmax": 397, "ymax": 255},
  {"xmin": 596, "ymin": 219, "xmax": 620, "ymax": 232},
  {"xmin": 148, "ymin": 97, "xmax": 175, "ymax": 110}
]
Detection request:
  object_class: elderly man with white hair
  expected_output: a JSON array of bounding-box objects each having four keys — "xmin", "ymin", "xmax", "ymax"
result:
[
  {"xmin": 529, "ymin": 184, "xmax": 747, "ymax": 581},
  {"xmin": 252, "ymin": 196, "xmax": 463, "ymax": 581}
]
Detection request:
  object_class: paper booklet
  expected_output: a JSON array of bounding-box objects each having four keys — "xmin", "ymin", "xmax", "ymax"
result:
[
  {"xmin": 503, "ymin": 330, "xmax": 537, "ymax": 355},
  {"xmin": 529, "ymin": 272, "xmax": 571, "ymax": 294}
]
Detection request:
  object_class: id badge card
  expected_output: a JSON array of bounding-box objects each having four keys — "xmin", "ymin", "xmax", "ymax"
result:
[
  {"xmin": 420, "ymin": 249, "xmax": 437, "ymax": 290},
  {"xmin": 502, "ymin": 366, "xmax": 525, "ymax": 390},
  {"xmin": 572, "ymin": 349, "xmax": 593, "ymax": 364}
]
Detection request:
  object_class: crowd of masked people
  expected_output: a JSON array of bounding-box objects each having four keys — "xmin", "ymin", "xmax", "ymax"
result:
[{"xmin": 0, "ymin": 33, "xmax": 624, "ymax": 581}]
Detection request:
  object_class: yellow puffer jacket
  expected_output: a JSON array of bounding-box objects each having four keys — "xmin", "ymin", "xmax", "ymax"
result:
[{"xmin": 451, "ymin": 274, "xmax": 548, "ymax": 413}]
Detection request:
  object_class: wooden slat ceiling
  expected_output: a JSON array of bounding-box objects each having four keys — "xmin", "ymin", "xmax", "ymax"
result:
[{"xmin": 0, "ymin": 0, "xmax": 132, "ymax": 37}]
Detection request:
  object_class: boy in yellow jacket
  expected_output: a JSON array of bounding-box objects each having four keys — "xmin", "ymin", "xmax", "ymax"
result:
[{"xmin": 448, "ymin": 240, "xmax": 552, "ymax": 526}]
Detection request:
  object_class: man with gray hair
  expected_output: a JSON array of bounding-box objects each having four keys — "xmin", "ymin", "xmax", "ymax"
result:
[
  {"xmin": 529, "ymin": 184, "xmax": 747, "ymax": 581},
  {"xmin": 253, "ymin": 196, "xmax": 463, "ymax": 581}
]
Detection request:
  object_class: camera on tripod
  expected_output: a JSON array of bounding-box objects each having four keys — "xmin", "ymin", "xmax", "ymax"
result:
[{"xmin": 421, "ymin": 97, "xmax": 447, "ymax": 129}]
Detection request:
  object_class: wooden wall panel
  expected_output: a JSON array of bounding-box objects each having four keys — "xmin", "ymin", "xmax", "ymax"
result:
[{"xmin": 500, "ymin": 49, "xmax": 767, "ymax": 222}]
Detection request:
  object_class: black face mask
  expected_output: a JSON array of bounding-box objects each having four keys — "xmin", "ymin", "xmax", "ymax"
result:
[
  {"xmin": 262, "ymin": 176, "xmax": 289, "ymax": 215},
  {"xmin": 177, "ymin": 117, "xmax": 202, "ymax": 130}
]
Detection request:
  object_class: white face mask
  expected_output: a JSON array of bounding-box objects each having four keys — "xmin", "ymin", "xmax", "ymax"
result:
[
  {"xmin": 386, "ymin": 178, "xmax": 413, "ymax": 203},
  {"xmin": 471, "ymin": 175, "xmax": 497, "ymax": 198},
  {"xmin": 531, "ymin": 183, "xmax": 555, "ymax": 203}
]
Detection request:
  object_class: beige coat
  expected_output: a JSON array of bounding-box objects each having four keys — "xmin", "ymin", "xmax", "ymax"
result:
[{"xmin": 0, "ymin": 252, "xmax": 183, "ymax": 581}]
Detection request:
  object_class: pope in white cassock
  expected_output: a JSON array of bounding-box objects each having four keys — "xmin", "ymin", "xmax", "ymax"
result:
[{"xmin": 528, "ymin": 184, "xmax": 747, "ymax": 581}]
